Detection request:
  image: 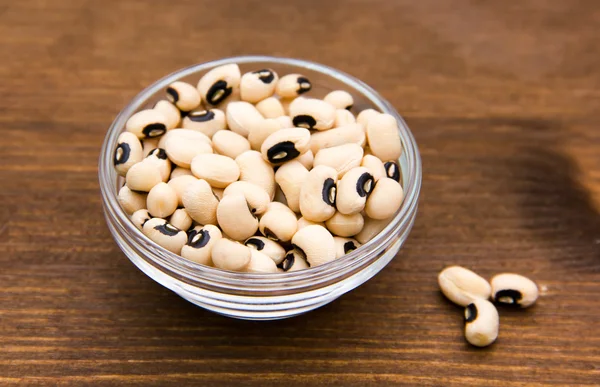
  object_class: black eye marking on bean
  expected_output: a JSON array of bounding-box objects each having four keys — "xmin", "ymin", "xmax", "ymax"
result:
[
  {"xmin": 384, "ymin": 161, "xmax": 400, "ymax": 182},
  {"xmin": 267, "ymin": 141, "xmax": 300, "ymax": 164},
  {"xmin": 345, "ymin": 104, "xmax": 353, "ymax": 111},
  {"xmin": 495, "ymin": 289, "xmax": 523, "ymax": 305},
  {"xmin": 322, "ymin": 178, "xmax": 336, "ymax": 206},
  {"xmin": 297, "ymin": 77, "xmax": 311, "ymax": 94},
  {"xmin": 356, "ymin": 173, "xmax": 374, "ymax": 197},
  {"xmin": 206, "ymin": 80, "xmax": 232, "ymax": 105},
  {"xmin": 187, "ymin": 229, "xmax": 210, "ymax": 248},
  {"xmin": 292, "ymin": 245, "xmax": 307, "ymax": 260},
  {"xmin": 465, "ymin": 303, "xmax": 478, "ymax": 323},
  {"xmin": 188, "ymin": 110, "xmax": 215, "ymax": 122},
  {"xmin": 292, "ymin": 114, "xmax": 316, "ymax": 129},
  {"xmin": 279, "ymin": 252, "xmax": 295, "ymax": 271},
  {"xmin": 114, "ymin": 142, "xmax": 131, "ymax": 165},
  {"xmin": 155, "ymin": 223, "xmax": 180, "ymax": 236},
  {"xmin": 148, "ymin": 148, "xmax": 168, "ymax": 160},
  {"xmin": 166, "ymin": 87, "xmax": 179, "ymax": 103},
  {"xmin": 343, "ymin": 241, "xmax": 357, "ymax": 254},
  {"xmin": 245, "ymin": 238, "xmax": 265, "ymax": 250},
  {"xmin": 264, "ymin": 227, "xmax": 278, "ymax": 241},
  {"xmin": 142, "ymin": 123, "xmax": 167, "ymax": 138},
  {"xmin": 253, "ymin": 69, "xmax": 274, "ymax": 84}
]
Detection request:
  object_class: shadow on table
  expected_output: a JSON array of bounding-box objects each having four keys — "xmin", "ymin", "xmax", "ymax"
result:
[{"xmin": 505, "ymin": 148, "xmax": 600, "ymax": 273}]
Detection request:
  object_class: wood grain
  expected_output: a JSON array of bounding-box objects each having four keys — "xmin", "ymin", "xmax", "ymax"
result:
[{"xmin": 1, "ymin": 0, "xmax": 599, "ymax": 385}]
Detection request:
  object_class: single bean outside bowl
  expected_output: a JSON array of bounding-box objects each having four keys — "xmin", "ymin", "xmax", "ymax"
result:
[{"xmin": 99, "ymin": 56, "xmax": 422, "ymax": 320}]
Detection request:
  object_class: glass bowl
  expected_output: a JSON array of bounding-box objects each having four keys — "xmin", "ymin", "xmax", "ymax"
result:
[{"xmin": 98, "ymin": 56, "xmax": 422, "ymax": 320}]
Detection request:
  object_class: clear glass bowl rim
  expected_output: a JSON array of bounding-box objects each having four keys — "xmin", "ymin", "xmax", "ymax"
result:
[{"xmin": 98, "ymin": 55, "xmax": 422, "ymax": 295}]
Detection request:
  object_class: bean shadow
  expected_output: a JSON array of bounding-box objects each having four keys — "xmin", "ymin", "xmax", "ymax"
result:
[{"xmin": 504, "ymin": 147, "xmax": 600, "ymax": 273}]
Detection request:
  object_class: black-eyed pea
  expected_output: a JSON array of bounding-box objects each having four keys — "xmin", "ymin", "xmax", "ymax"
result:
[
  {"xmin": 169, "ymin": 208, "xmax": 193, "ymax": 231},
  {"xmin": 118, "ymin": 185, "xmax": 147, "ymax": 215},
  {"xmin": 314, "ymin": 143, "xmax": 364, "ymax": 178},
  {"xmin": 364, "ymin": 178, "xmax": 404, "ymax": 220},
  {"xmin": 244, "ymin": 236, "xmax": 286, "ymax": 265},
  {"xmin": 491, "ymin": 273, "xmax": 539, "ymax": 308},
  {"xmin": 255, "ymin": 96, "xmax": 285, "ymax": 118},
  {"xmin": 191, "ymin": 154, "xmax": 240, "ymax": 188},
  {"xmin": 278, "ymin": 249, "xmax": 310, "ymax": 272},
  {"xmin": 114, "ymin": 132, "xmax": 143, "ymax": 176},
  {"xmin": 214, "ymin": 87, "xmax": 241, "ymax": 113},
  {"xmin": 226, "ymin": 101, "xmax": 264, "ymax": 137},
  {"xmin": 126, "ymin": 109, "xmax": 168, "ymax": 139},
  {"xmin": 166, "ymin": 81, "xmax": 201, "ymax": 112},
  {"xmin": 197, "ymin": 64, "xmax": 241, "ymax": 106},
  {"xmin": 170, "ymin": 166, "xmax": 193, "ymax": 179},
  {"xmin": 355, "ymin": 216, "xmax": 390, "ymax": 244},
  {"xmin": 145, "ymin": 148, "xmax": 171, "ymax": 181},
  {"xmin": 464, "ymin": 299, "xmax": 499, "ymax": 347},
  {"xmin": 181, "ymin": 179, "xmax": 219, "ymax": 225},
  {"xmin": 296, "ymin": 149, "xmax": 314, "ymax": 170},
  {"xmin": 384, "ymin": 161, "xmax": 401, "ymax": 182},
  {"xmin": 236, "ymin": 150, "xmax": 276, "ymax": 199},
  {"xmin": 261, "ymin": 128, "xmax": 311, "ymax": 165},
  {"xmin": 153, "ymin": 100, "xmax": 181, "ymax": 130},
  {"xmin": 212, "ymin": 130, "xmax": 251, "ymax": 159},
  {"xmin": 275, "ymin": 160, "xmax": 309, "ymax": 213},
  {"xmin": 336, "ymin": 167, "xmax": 374, "ymax": 215},
  {"xmin": 333, "ymin": 236, "xmax": 361, "ymax": 259},
  {"xmin": 356, "ymin": 108, "xmax": 380, "ymax": 128},
  {"xmin": 211, "ymin": 238, "xmax": 251, "ymax": 272},
  {"xmin": 131, "ymin": 209, "xmax": 151, "ymax": 230},
  {"xmin": 163, "ymin": 129, "xmax": 213, "ymax": 168},
  {"xmin": 275, "ymin": 115, "xmax": 294, "ymax": 128},
  {"xmin": 142, "ymin": 138, "xmax": 160, "ymax": 158},
  {"xmin": 181, "ymin": 224, "xmax": 222, "ymax": 266},
  {"xmin": 309, "ymin": 123, "xmax": 366, "ymax": 154},
  {"xmin": 246, "ymin": 249, "xmax": 278, "ymax": 273},
  {"xmin": 275, "ymin": 74, "xmax": 311, "ymax": 98},
  {"xmin": 146, "ymin": 182, "xmax": 178, "ymax": 218},
  {"xmin": 125, "ymin": 160, "xmax": 163, "ymax": 192},
  {"xmin": 168, "ymin": 175, "xmax": 197, "ymax": 206},
  {"xmin": 289, "ymin": 97, "xmax": 336, "ymax": 130},
  {"xmin": 334, "ymin": 108, "xmax": 356, "ymax": 127},
  {"xmin": 247, "ymin": 117, "xmax": 286, "ymax": 151},
  {"xmin": 182, "ymin": 109, "xmax": 227, "ymax": 138},
  {"xmin": 297, "ymin": 217, "xmax": 324, "ymax": 230},
  {"xmin": 240, "ymin": 69, "xmax": 279, "ymax": 103},
  {"xmin": 259, "ymin": 202, "xmax": 298, "ymax": 242},
  {"xmin": 361, "ymin": 155, "xmax": 386, "ymax": 181},
  {"xmin": 326, "ymin": 212, "xmax": 364, "ymax": 237},
  {"xmin": 142, "ymin": 217, "xmax": 187, "ymax": 254},
  {"xmin": 222, "ymin": 181, "xmax": 270, "ymax": 215},
  {"xmin": 217, "ymin": 194, "xmax": 258, "ymax": 241},
  {"xmin": 324, "ymin": 90, "xmax": 354, "ymax": 110},
  {"xmin": 299, "ymin": 165, "xmax": 338, "ymax": 222},
  {"xmin": 291, "ymin": 225, "xmax": 336, "ymax": 267},
  {"xmin": 158, "ymin": 128, "xmax": 211, "ymax": 150},
  {"xmin": 366, "ymin": 113, "xmax": 403, "ymax": 161},
  {"xmin": 438, "ymin": 266, "xmax": 492, "ymax": 307}
]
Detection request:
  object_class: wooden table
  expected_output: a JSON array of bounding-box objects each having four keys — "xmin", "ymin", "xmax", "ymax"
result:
[{"xmin": 1, "ymin": 0, "xmax": 599, "ymax": 385}]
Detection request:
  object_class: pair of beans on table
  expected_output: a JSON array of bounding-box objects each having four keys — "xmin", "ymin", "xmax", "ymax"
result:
[
  {"xmin": 438, "ymin": 266, "xmax": 540, "ymax": 347},
  {"xmin": 114, "ymin": 63, "xmax": 405, "ymax": 273}
]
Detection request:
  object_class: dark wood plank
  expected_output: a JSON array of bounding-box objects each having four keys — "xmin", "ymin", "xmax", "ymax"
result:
[{"xmin": 0, "ymin": 0, "xmax": 599, "ymax": 385}]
